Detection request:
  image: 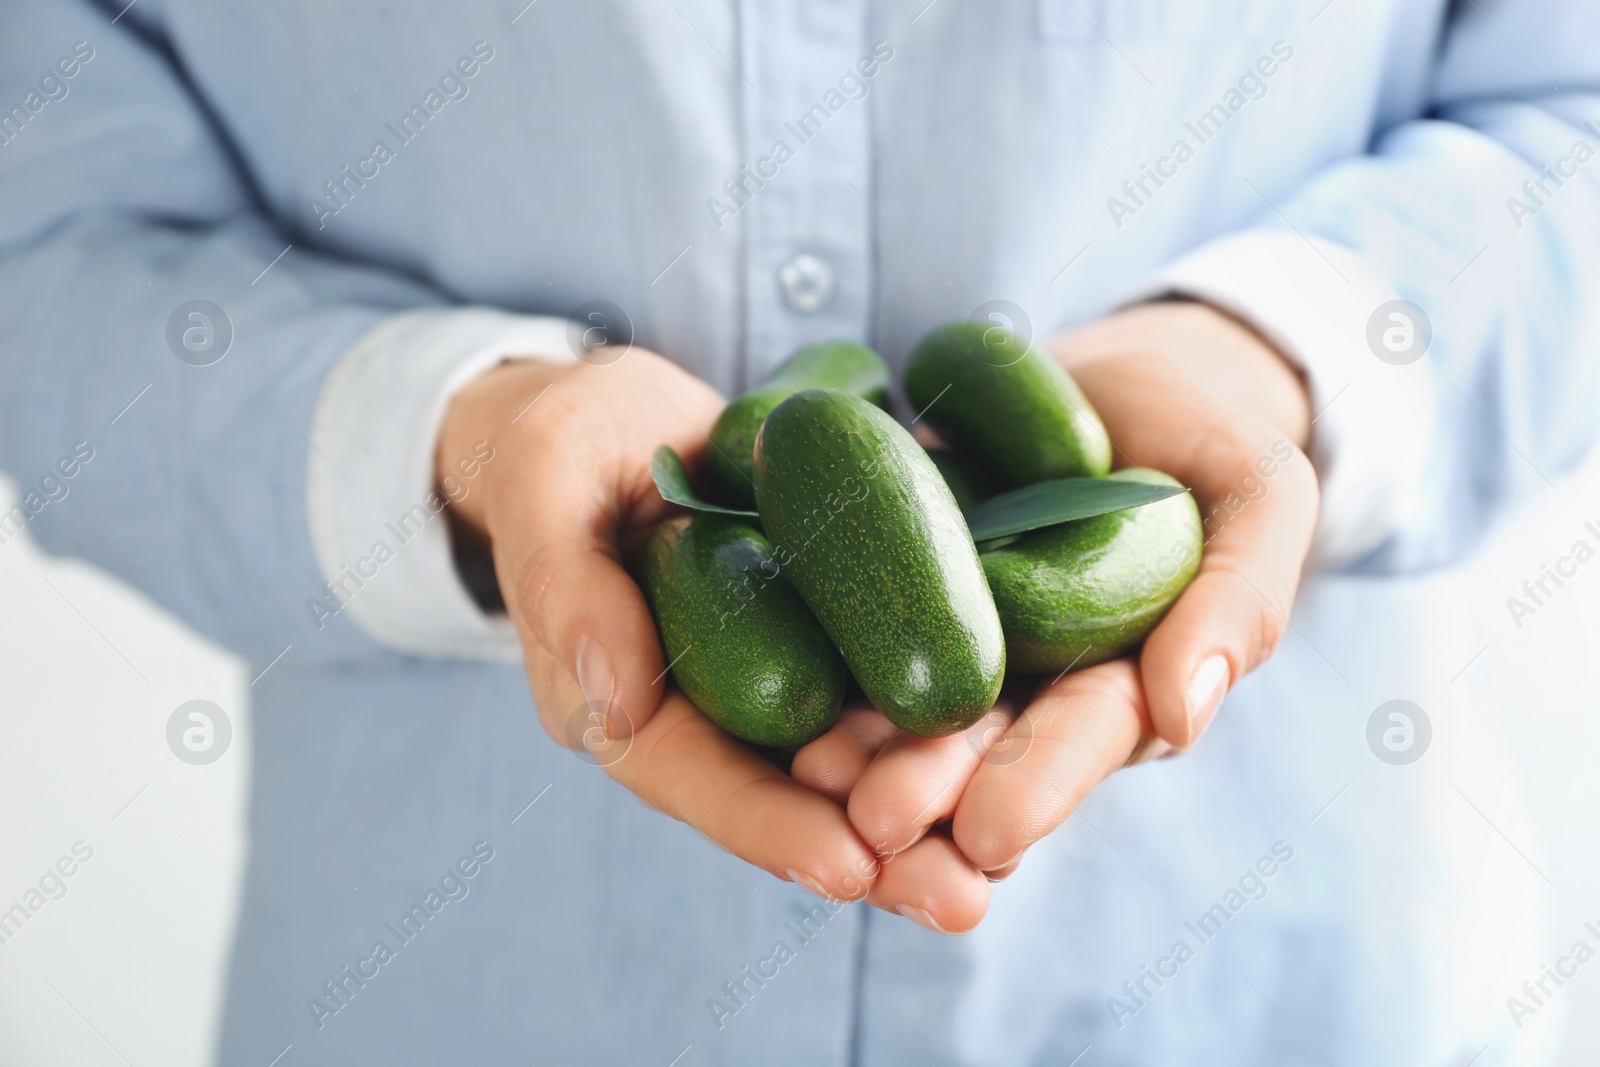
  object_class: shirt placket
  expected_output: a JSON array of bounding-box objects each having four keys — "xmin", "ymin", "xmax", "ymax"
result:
[{"xmin": 734, "ymin": 0, "xmax": 876, "ymax": 391}]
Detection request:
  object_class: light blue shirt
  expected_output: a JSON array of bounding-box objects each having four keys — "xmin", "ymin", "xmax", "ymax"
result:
[{"xmin": 2, "ymin": 0, "xmax": 1597, "ymax": 1064}]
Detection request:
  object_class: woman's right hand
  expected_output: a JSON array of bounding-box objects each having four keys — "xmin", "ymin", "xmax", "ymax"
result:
[{"xmin": 437, "ymin": 349, "xmax": 885, "ymax": 900}]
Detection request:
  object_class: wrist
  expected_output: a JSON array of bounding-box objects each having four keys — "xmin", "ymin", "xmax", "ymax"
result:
[
  {"xmin": 1052, "ymin": 301, "xmax": 1312, "ymax": 450},
  {"xmin": 436, "ymin": 357, "xmax": 568, "ymax": 539}
]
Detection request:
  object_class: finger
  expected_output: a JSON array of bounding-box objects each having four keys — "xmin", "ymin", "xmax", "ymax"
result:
[
  {"xmin": 984, "ymin": 856, "xmax": 1021, "ymax": 882},
  {"xmin": 1138, "ymin": 426, "xmax": 1318, "ymax": 747},
  {"xmin": 790, "ymin": 706, "xmax": 901, "ymax": 805},
  {"xmin": 1064, "ymin": 354, "xmax": 1318, "ymax": 749},
  {"xmin": 494, "ymin": 374, "xmax": 722, "ymax": 740},
  {"xmin": 523, "ymin": 639, "xmax": 577, "ymax": 741},
  {"xmin": 952, "ymin": 660, "xmax": 1146, "ymax": 871},
  {"xmin": 500, "ymin": 512, "xmax": 662, "ymax": 740},
  {"xmin": 865, "ymin": 833, "xmax": 989, "ymax": 934},
  {"xmin": 523, "ymin": 639, "xmax": 645, "ymax": 767},
  {"xmin": 846, "ymin": 698, "xmax": 1020, "ymax": 858},
  {"xmin": 608, "ymin": 692, "xmax": 881, "ymax": 900}
]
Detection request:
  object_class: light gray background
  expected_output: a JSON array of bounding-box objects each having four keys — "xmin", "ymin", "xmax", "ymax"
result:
[{"xmin": 1, "ymin": 455, "xmax": 1596, "ymax": 1065}]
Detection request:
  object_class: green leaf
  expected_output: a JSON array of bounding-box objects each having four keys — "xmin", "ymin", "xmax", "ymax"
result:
[
  {"xmin": 651, "ymin": 445, "xmax": 761, "ymax": 519},
  {"xmin": 966, "ymin": 476, "xmax": 1186, "ymax": 543}
]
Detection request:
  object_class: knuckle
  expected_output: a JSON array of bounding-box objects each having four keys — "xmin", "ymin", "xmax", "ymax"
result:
[
  {"xmin": 956, "ymin": 821, "xmax": 1023, "ymax": 872},
  {"xmin": 509, "ymin": 543, "xmax": 562, "ymax": 648},
  {"xmin": 630, "ymin": 707, "xmax": 701, "ymax": 815},
  {"xmin": 1037, "ymin": 661, "xmax": 1143, "ymax": 716},
  {"xmin": 518, "ymin": 382, "xmax": 589, "ymax": 446},
  {"xmin": 848, "ymin": 793, "xmax": 916, "ymax": 855},
  {"xmin": 1281, "ymin": 447, "xmax": 1322, "ymax": 516},
  {"xmin": 984, "ymin": 859, "xmax": 1021, "ymax": 882},
  {"xmin": 1245, "ymin": 589, "xmax": 1290, "ymax": 669},
  {"xmin": 528, "ymin": 673, "xmax": 570, "ymax": 741}
]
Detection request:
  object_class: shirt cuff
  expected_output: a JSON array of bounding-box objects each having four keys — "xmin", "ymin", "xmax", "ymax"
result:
[
  {"xmin": 307, "ymin": 307, "xmax": 575, "ymax": 660},
  {"xmin": 1119, "ymin": 230, "xmax": 1437, "ymax": 569}
]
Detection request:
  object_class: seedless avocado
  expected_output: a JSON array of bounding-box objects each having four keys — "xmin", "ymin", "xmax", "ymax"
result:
[
  {"xmin": 709, "ymin": 341, "xmax": 891, "ymax": 507},
  {"xmin": 753, "ymin": 389, "xmax": 1005, "ymax": 737},
  {"xmin": 981, "ymin": 469, "xmax": 1202, "ymax": 673},
  {"xmin": 639, "ymin": 513, "xmax": 846, "ymax": 746},
  {"xmin": 905, "ymin": 321, "xmax": 1111, "ymax": 486}
]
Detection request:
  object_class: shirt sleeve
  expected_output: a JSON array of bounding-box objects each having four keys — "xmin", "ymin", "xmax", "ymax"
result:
[
  {"xmin": 307, "ymin": 308, "xmax": 574, "ymax": 661},
  {"xmin": 0, "ymin": 0, "xmax": 511, "ymax": 671},
  {"xmin": 1124, "ymin": 0, "xmax": 1600, "ymax": 572}
]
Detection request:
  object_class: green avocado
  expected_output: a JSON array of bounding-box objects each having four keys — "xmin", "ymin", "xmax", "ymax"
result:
[
  {"xmin": 639, "ymin": 513, "xmax": 846, "ymax": 746},
  {"xmin": 753, "ymin": 389, "xmax": 1005, "ymax": 737},
  {"xmin": 980, "ymin": 469, "xmax": 1202, "ymax": 674},
  {"xmin": 926, "ymin": 448, "xmax": 995, "ymax": 515},
  {"xmin": 709, "ymin": 340, "xmax": 890, "ymax": 507},
  {"xmin": 904, "ymin": 321, "xmax": 1112, "ymax": 487}
]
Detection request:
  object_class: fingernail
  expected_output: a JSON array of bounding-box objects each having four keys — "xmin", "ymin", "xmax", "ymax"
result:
[
  {"xmin": 986, "ymin": 848, "xmax": 1025, "ymax": 873},
  {"xmin": 785, "ymin": 869, "xmax": 833, "ymax": 901},
  {"xmin": 875, "ymin": 828, "xmax": 926, "ymax": 861},
  {"xmin": 1122, "ymin": 736, "xmax": 1174, "ymax": 768},
  {"xmin": 575, "ymin": 636, "xmax": 618, "ymax": 735},
  {"xmin": 984, "ymin": 856, "xmax": 1022, "ymax": 882},
  {"xmin": 895, "ymin": 904, "xmax": 954, "ymax": 935},
  {"xmin": 1187, "ymin": 655, "xmax": 1231, "ymax": 740}
]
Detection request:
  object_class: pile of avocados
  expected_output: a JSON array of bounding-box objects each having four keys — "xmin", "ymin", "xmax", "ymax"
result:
[{"xmin": 637, "ymin": 323, "xmax": 1203, "ymax": 747}]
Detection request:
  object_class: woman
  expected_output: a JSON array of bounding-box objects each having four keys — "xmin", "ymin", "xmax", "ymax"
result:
[{"xmin": 1, "ymin": 0, "xmax": 1592, "ymax": 1063}]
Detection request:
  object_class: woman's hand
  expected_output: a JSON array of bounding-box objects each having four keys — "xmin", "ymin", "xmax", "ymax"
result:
[
  {"xmin": 793, "ymin": 300, "xmax": 1320, "ymax": 929},
  {"xmin": 438, "ymin": 351, "xmax": 882, "ymax": 901}
]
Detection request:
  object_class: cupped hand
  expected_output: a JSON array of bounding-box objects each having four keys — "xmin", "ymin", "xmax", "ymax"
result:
[
  {"xmin": 438, "ymin": 351, "xmax": 881, "ymax": 901},
  {"xmin": 793, "ymin": 669, "xmax": 1150, "ymax": 932},
  {"xmin": 793, "ymin": 300, "xmax": 1319, "ymax": 926}
]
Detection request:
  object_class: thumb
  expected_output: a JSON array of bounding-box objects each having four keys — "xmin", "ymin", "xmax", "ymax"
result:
[
  {"xmin": 509, "ymin": 531, "xmax": 665, "ymax": 741},
  {"xmin": 492, "ymin": 424, "xmax": 674, "ymax": 742},
  {"xmin": 1139, "ymin": 430, "xmax": 1320, "ymax": 749}
]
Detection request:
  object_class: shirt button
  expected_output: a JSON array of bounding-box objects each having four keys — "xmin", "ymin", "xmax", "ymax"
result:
[{"xmin": 777, "ymin": 253, "xmax": 837, "ymax": 314}]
